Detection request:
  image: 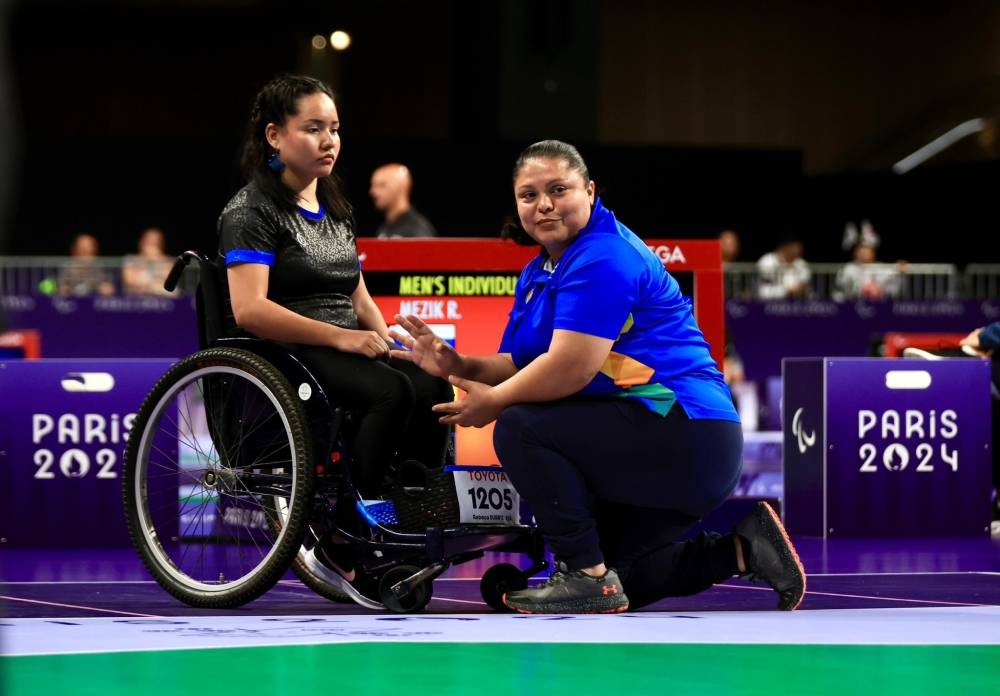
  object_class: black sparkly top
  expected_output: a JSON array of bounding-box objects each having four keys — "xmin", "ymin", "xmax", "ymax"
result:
[{"xmin": 217, "ymin": 182, "xmax": 360, "ymax": 330}]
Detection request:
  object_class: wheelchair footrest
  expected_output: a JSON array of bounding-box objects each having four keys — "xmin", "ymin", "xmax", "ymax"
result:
[{"xmin": 356, "ymin": 499, "xmax": 400, "ymax": 528}]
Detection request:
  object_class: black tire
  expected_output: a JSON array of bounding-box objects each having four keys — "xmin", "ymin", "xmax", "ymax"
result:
[
  {"xmin": 379, "ymin": 564, "xmax": 432, "ymax": 613},
  {"xmin": 123, "ymin": 347, "xmax": 314, "ymax": 608},
  {"xmin": 480, "ymin": 563, "xmax": 528, "ymax": 612}
]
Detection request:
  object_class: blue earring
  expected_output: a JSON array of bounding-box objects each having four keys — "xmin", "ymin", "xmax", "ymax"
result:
[{"xmin": 267, "ymin": 152, "xmax": 285, "ymax": 173}]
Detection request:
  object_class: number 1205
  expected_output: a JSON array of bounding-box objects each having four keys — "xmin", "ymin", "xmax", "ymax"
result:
[{"xmin": 466, "ymin": 487, "xmax": 514, "ymax": 510}]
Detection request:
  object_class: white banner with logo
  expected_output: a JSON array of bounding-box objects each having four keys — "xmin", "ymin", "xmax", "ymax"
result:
[{"xmin": 449, "ymin": 466, "xmax": 520, "ymax": 525}]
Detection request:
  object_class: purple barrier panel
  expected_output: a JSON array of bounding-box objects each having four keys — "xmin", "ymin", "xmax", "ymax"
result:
[
  {"xmin": 1, "ymin": 294, "xmax": 199, "ymax": 358},
  {"xmin": 782, "ymin": 357, "xmax": 993, "ymax": 538},
  {"xmin": 0, "ymin": 358, "xmax": 178, "ymax": 547},
  {"xmin": 782, "ymin": 359, "xmax": 827, "ymax": 537},
  {"xmin": 728, "ymin": 298, "xmax": 1000, "ymax": 384}
]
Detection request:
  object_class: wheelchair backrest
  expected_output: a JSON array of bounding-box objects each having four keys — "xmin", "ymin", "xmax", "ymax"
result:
[
  {"xmin": 164, "ymin": 250, "xmax": 228, "ymax": 349},
  {"xmin": 164, "ymin": 251, "xmax": 345, "ymax": 462}
]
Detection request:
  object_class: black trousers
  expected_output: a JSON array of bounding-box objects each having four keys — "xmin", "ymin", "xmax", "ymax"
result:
[
  {"xmin": 493, "ymin": 398, "xmax": 744, "ymax": 609},
  {"xmin": 294, "ymin": 346, "xmax": 453, "ymax": 496}
]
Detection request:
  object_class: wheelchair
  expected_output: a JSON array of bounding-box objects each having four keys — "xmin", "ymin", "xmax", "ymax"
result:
[{"xmin": 122, "ymin": 251, "xmax": 545, "ymax": 613}]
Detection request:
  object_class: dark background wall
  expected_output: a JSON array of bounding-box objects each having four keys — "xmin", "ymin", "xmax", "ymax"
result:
[{"xmin": 2, "ymin": 0, "xmax": 998, "ymax": 267}]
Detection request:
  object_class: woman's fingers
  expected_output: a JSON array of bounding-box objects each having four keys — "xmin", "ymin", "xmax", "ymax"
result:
[
  {"xmin": 393, "ymin": 314, "xmax": 421, "ymax": 334},
  {"xmin": 389, "ymin": 348, "xmax": 413, "ymax": 362},
  {"xmin": 395, "ymin": 314, "xmax": 433, "ymax": 337},
  {"xmin": 388, "ymin": 329, "xmax": 411, "ymax": 346},
  {"xmin": 390, "ymin": 320, "xmax": 429, "ymax": 346},
  {"xmin": 365, "ymin": 332, "xmax": 390, "ymax": 361}
]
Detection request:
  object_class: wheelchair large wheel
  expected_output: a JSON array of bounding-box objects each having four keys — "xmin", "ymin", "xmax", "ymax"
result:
[{"xmin": 123, "ymin": 347, "xmax": 314, "ymax": 608}]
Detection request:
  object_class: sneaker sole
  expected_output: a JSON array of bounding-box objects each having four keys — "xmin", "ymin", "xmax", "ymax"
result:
[
  {"xmin": 501, "ymin": 592, "xmax": 630, "ymax": 615},
  {"xmin": 902, "ymin": 347, "xmax": 942, "ymax": 360},
  {"xmin": 759, "ymin": 502, "xmax": 807, "ymax": 610},
  {"xmin": 305, "ymin": 548, "xmax": 385, "ymax": 611}
]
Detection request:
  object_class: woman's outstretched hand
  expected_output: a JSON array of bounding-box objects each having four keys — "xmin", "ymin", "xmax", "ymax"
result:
[
  {"xmin": 389, "ymin": 314, "xmax": 463, "ymax": 377},
  {"xmin": 431, "ymin": 375, "xmax": 502, "ymax": 428}
]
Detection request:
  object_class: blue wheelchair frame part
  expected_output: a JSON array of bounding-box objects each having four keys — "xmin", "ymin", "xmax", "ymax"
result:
[{"xmin": 357, "ymin": 500, "xmax": 401, "ymax": 527}]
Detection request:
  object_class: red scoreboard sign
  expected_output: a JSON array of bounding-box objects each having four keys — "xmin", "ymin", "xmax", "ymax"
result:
[{"xmin": 358, "ymin": 237, "xmax": 724, "ymax": 466}]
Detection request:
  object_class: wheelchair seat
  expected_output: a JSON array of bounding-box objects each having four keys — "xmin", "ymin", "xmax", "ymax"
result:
[{"xmin": 122, "ymin": 250, "xmax": 544, "ymax": 614}]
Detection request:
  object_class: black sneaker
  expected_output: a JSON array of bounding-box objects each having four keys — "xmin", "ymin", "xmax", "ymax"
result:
[
  {"xmin": 310, "ymin": 537, "xmax": 384, "ymax": 610},
  {"xmin": 502, "ymin": 562, "xmax": 629, "ymax": 614},
  {"xmin": 734, "ymin": 501, "xmax": 806, "ymax": 610}
]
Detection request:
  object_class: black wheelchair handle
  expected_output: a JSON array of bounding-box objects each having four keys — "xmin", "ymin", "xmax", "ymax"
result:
[{"xmin": 164, "ymin": 250, "xmax": 207, "ymax": 292}]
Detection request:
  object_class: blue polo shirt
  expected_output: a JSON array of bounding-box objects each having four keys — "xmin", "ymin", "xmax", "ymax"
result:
[{"xmin": 499, "ymin": 199, "xmax": 739, "ymax": 422}]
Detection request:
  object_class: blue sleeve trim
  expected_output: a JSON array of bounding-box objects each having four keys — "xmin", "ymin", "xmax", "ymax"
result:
[{"xmin": 225, "ymin": 249, "xmax": 275, "ymax": 266}]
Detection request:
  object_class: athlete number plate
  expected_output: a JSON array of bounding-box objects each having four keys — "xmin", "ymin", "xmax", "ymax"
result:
[{"xmin": 452, "ymin": 468, "xmax": 520, "ymax": 525}]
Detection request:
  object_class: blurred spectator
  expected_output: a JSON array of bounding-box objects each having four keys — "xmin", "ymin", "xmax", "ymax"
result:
[
  {"xmin": 369, "ymin": 163, "xmax": 437, "ymax": 238},
  {"xmin": 719, "ymin": 228, "xmax": 752, "ymax": 300},
  {"xmin": 756, "ymin": 235, "xmax": 811, "ymax": 299},
  {"xmin": 122, "ymin": 226, "xmax": 176, "ymax": 296},
  {"xmin": 717, "ymin": 229, "xmax": 757, "ymax": 428},
  {"xmin": 718, "ymin": 229, "xmax": 745, "ymax": 381},
  {"xmin": 834, "ymin": 240, "xmax": 906, "ymax": 301},
  {"xmin": 722, "ymin": 327, "xmax": 745, "ymax": 386},
  {"xmin": 58, "ymin": 233, "xmax": 115, "ymax": 296},
  {"xmin": 841, "ymin": 218, "xmax": 879, "ymax": 254},
  {"xmin": 719, "ymin": 229, "xmax": 741, "ymax": 264}
]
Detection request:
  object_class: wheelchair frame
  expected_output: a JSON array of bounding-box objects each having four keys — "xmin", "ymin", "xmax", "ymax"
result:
[{"xmin": 122, "ymin": 250, "xmax": 545, "ymax": 613}]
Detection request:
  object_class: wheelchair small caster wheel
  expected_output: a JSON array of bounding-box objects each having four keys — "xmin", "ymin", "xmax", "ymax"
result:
[
  {"xmin": 480, "ymin": 563, "xmax": 528, "ymax": 612},
  {"xmin": 379, "ymin": 565, "xmax": 432, "ymax": 613}
]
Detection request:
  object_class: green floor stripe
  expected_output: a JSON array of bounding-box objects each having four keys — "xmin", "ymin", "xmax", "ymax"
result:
[{"xmin": 3, "ymin": 643, "xmax": 998, "ymax": 695}]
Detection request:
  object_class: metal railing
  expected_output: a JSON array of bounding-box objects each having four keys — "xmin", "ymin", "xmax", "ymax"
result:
[
  {"xmin": 0, "ymin": 255, "xmax": 995, "ymax": 300},
  {"xmin": 0, "ymin": 256, "xmax": 196, "ymax": 297},
  {"xmin": 723, "ymin": 261, "xmax": 963, "ymax": 301},
  {"xmin": 963, "ymin": 264, "xmax": 1000, "ymax": 299}
]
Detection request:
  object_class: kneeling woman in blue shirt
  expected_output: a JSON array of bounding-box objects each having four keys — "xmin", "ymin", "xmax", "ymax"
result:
[{"xmin": 392, "ymin": 140, "xmax": 805, "ymax": 614}]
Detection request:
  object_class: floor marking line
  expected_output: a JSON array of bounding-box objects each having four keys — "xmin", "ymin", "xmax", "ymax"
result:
[
  {"xmin": 271, "ymin": 582, "xmax": 319, "ymax": 592},
  {"xmin": 716, "ymin": 584, "xmax": 992, "ymax": 607},
  {"xmin": 799, "ymin": 592, "xmax": 991, "ymax": 607},
  {"xmin": 0, "ymin": 580, "xmax": 158, "ymax": 585},
  {"xmin": 804, "ymin": 572, "xmax": 999, "ymax": 578},
  {"xmin": 6, "ymin": 608, "xmax": 1000, "ymax": 658},
  {"xmin": 2, "ymin": 571, "xmax": 997, "ymax": 586},
  {"xmin": 0, "ymin": 595, "xmax": 163, "ymax": 618}
]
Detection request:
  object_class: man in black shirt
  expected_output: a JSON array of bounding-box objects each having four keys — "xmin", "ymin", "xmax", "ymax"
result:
[{"xmin": 369, "ymin": 163, "xmax": 437, "ymax": 238}]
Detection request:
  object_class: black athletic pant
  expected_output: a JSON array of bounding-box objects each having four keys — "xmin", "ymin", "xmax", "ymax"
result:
[
  {"xmin": 493, "ymin": 398, "xmax": 744, "ymax": 610},
  {"xmin": 294, "ymin": 346, "xmax": 453, "ymax": 496}
]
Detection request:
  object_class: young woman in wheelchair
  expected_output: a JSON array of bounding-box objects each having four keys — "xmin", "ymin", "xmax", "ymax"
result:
[{"xmin": 217, "ymin": 74, "xmax": 453, "ymax": 605}]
